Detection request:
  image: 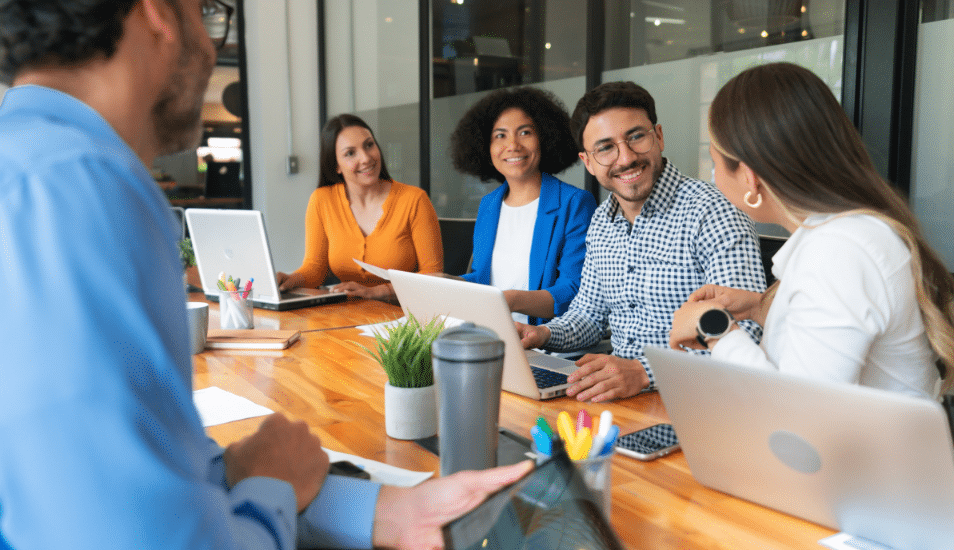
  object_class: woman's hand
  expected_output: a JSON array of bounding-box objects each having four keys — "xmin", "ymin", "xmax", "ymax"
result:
[
  {"xmin": 276, "ymin": 271, "xmax": 305, "ymax": 292},
  {"xmin": 670, "ymin": 300, "xmax": 722, "ymax": 350},
  {"xmin": 687, "ymin": 284, "xmax": 765, "ymax": 325},
  {"xmin": 331, "ymin": 281, "xmax": 396, "ymax": 303}
]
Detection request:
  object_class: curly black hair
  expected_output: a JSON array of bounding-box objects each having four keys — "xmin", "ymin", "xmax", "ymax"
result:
[
  {"xmin": 450, "ymin": 86, "xmax": 579, "ymax": 183},
  {"xmin": 570, "ymin": 81, "xmax": 657, "ymax": 151},
  {"xmin": 0, "ymin": 0, "xmax": 140, "ymax": 84}
]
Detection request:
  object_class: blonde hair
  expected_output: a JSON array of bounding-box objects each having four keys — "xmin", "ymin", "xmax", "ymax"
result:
[{"xmin": 709, "ymin": 63, "xmax": 954, "ymax": 392}]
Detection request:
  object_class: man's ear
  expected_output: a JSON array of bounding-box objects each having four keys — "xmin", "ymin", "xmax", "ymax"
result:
[
  {"xmin": 579, "ymin": 151, "xmax": 596, "ymax": 176},
  {"xmin": 139, "ymin": 0, "xmax": 177, "ymax": 44}
]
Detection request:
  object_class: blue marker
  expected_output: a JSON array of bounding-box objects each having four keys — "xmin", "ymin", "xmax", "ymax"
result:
[
  {"xmin": 598, "ymin": 425, "xmax": 620, "ymax": 456},
  {"xmin": 531, "ymin": 425, "xmax": 552, "ymax": 456}
]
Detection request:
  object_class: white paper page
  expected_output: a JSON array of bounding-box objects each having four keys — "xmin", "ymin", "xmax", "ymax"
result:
[
  {"xmin": 819, "ymin": 533, "xmax": 895, "ymax": 550},
  {"xmin": 357, "ymin": 315, "xmax": 466, "ymax": 339},
  {"xmin": 353, "ymin": 258, "xmax": 391, "ymax": 281},
  {"xmin": 193, "ymin": 386, "xmax": 273, "ymax": 427},
  {"xmin": 325, "ymin": 448, "xmax": 433, "ymax": 487}
]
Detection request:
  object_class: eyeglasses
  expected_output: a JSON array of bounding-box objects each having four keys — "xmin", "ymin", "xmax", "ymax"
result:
[
  {"xmin": 202, "ymin": 0, "xmax": 234, "ymax": 51},
  {"xmin": 585, "ymin": 129, "xmax": 656, "ymax": 166}
]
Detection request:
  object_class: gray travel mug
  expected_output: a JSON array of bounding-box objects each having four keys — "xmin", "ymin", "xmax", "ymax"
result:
[{"xmin": 432, "ymin": 322, "xmax": 506, "ymax": 476}]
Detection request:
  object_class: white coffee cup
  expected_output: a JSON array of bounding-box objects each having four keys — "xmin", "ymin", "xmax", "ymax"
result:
[{"xmin": 186, "ymin": 302, "xmax": 209, "ymax": 354}]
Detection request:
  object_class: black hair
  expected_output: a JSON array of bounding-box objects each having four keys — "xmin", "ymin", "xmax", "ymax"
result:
[
  {"xmin": 570, "ymin": 81, "xmax": 657, "ymax": 151},
  {"xmin": 318, "ymin": 113, "xmax": 393, "ymax": 188},
  {"xmin": 450, "ymin": 86, "xmax": 578, "ymax": 183},
  {"xmin": 0, "ymin": 0, "xmax": 141, "ymax": 84}
]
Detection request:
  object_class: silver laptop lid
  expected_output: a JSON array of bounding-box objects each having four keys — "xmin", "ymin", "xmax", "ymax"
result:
[
  {"xmin": 185, "ymin": 208, "xmax": 284, "ymax": 304},
  {"xmin": 645, "ymin": 346, "xmax": 954, "ymax": 549},
  {"xmin": 387, "ymin": 270, "xmax": 574, "ymax": 400}
]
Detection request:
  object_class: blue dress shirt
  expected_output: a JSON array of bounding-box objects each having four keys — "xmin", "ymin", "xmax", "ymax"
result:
[
  {"xmin": 462, "ymin": 173, "xmax": 598, "ymax": 325},
  {"xmin": 543, "ymin": 160, "xmax": 766, "ymax": 389},
  {"xmin": 0, "ymin": 85, "xmax": 379, "ymax": 549}
]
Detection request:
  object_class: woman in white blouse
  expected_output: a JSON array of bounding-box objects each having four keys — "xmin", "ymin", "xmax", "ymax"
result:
[{"xmin": 669, "ymin": 62, "xmax": 954, "ymax": 399}]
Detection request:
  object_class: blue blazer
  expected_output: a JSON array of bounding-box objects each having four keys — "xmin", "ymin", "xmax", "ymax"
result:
[{"xmin": 462, "ymin": 173, "xmax": 598, "ymax": 325}]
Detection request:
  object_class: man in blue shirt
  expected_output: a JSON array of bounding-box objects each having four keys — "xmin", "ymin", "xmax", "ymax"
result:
[
  {"xmin": 518, "ymin": 81, "xmax": 766, "ymax": 403},
  {"xmin": 0, "ymin": 1, "xmax": 529, "ymax": 549}
]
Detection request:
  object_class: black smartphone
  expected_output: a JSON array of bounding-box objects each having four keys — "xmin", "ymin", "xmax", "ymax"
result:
[
  {"xmin": 615, "ymin": 423, "xmax": 680, "ymax": 461},
  {"xmin": 328, "ymin": 460, "xmax": 371, "ymax": 480}
]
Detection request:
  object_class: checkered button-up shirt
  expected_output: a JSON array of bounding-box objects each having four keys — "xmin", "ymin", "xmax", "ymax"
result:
[{"xmin": 545, "ymin": 160, "xmax": 766, "ymax": 390}]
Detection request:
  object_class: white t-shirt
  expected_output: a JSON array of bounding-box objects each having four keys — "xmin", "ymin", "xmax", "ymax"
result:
[
  {"xmin": 490, "ymin": 198, "xmax": 539, "ymax": 324},
  {"xmin": 712, "ymin": 212, "xmax": 940, "ymax": 399}
]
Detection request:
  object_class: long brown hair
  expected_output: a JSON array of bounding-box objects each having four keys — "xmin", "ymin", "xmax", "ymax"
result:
[
  {"xmin": 709, "ymin": 62, "xmax": 954, "ymax": 392},
  {"xmin": 318, "ymin": 114, "xmax": 392, "ymax": 188}
]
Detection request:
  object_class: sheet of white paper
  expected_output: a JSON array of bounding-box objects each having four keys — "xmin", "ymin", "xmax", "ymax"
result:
[
  {"xmin": 819, "ymin": 533, "xmax": 895, "ymax": 550},
  {"xmin": 353, "ymin": 258, "xmax": 391, "ymax": 281},
  {"xmin": 193, "ymin": 386, "xmax": 273, "ymax": 427},
  {"xmin": 325, "ymin": 448, "xmax": 434, "ymax": 487},
  {"xmin": 357, "ymin": 315, "xmax": 467, "ymax": 339}
]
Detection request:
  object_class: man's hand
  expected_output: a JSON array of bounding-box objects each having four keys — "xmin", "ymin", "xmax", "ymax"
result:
[
  {"xmin": 515, "ymin": 321, "xmax": 550, "ymax": 350},
  {"xmin": 372, "ymin": 460, "xmax": 534, "ymax": 550},
  {"xmin": 223, "ymin": 413, "xmax": 329, "ymax": 513},
  {"xmin": 565, "ymin": 354, "xmax": 649, "ymax": 402}
]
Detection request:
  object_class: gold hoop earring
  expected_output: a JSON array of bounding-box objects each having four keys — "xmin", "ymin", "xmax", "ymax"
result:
[{"xmin": 744, "ymin": 191, "xmax": 763, "ymax": 208}]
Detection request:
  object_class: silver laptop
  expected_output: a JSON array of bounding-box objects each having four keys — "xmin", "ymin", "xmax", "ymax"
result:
[
  {"xmin": 645, "ymin": 346, "xmax": 954, "ymax": 549},
  {"xmin": 388, "ymin": 270, "xmax": 578, "ymax": 400},
  {"xmin": 185, "ymin": 209, "xmax": 346, "ymax": 311}
]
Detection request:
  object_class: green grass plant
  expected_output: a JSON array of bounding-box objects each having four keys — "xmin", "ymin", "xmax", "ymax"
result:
[{"xmin": 358, "ymin": 313, "xmax": 445, "ymax": 388}]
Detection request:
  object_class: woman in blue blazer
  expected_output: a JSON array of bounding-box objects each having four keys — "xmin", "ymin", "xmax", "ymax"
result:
[{"xmin": 451, "ymin": 87, "xmax": 598, "ymax": 325}]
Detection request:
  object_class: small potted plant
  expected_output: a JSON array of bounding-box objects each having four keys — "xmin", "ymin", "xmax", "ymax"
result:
[
  {"xmin": 359, "ymin": 314, "xmax": 445, "ymax": 440},
  {"xmin": 179, "ymin": 238, "xmax": 201, "ymax": 291}
]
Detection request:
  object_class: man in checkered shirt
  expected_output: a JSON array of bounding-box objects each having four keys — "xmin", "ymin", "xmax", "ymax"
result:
[{"xmin": 517, "ymin": 81, "xmax": 766, "ymax": 402}]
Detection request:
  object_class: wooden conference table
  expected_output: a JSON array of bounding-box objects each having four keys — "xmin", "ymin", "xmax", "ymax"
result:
[{"xmin": 191, "ymin": 293, "xmax": 836, "ymax": 549}]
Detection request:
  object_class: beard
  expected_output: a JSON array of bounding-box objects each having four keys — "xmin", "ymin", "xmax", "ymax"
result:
[{"xmin": 152, "ymin": 25, "xmax": 215, "ymax": 156}]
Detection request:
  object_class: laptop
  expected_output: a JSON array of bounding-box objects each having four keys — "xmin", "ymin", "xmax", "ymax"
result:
[
  {"xmin": 387, "ymin": 270, "xmax": 578, "ymax": 400},
  {"xmin": 185, "ymin": 209, "xmax": 346, "ymax": 311},
  {"xmin": 644, "ymin": 346, "xmax": 954, "ymax": 549}
]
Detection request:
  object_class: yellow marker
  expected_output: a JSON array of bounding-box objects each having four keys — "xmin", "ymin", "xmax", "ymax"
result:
[
  {"xmin": 569, "ymin": 427, "xmax": 592, "ymax": 460},
  {"xmin": 557, "ymin": 411, "xmax": 574, "ymax": 445}
]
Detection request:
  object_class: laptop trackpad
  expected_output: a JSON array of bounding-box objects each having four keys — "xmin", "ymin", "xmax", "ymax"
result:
[{"xmin": 526, "ymin": 350, "xmax": 577, "ymax": 375}]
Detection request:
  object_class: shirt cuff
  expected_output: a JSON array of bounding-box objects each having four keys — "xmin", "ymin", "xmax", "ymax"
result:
[
  {"xmin": 230, "ymin": 476, "xmax": 298, "ymax": 549},
  {"xmin": 296, "ymin": 475, "xmax": 382, "ymax": 549}
]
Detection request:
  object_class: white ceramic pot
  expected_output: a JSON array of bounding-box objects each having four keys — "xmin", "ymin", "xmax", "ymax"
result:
[{"xmin": 384, "ymin": 382, "xmax": 438, "ymax": 440}]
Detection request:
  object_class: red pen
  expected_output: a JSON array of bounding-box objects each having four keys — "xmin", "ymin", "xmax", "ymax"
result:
[
  {"xmin": 242, "ymin": 278, "xmax": 253, "ymax": 299},
  {"xmin": 576, "ymin": 409, "xmax": 592, "ymax": 432}
]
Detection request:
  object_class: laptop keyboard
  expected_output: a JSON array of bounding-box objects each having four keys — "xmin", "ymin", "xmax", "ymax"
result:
[{"xmin": 530, "ymin": 366, "xmax": 568, "ymax": 389}]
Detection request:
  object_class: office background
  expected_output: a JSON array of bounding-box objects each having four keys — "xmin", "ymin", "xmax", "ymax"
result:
[{"xmin": 2, "ymin": 1, "xmax": 952, "ymax": 276}]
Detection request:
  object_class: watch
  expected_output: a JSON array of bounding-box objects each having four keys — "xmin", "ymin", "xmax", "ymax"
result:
[{"xmin": 696, "ymin": 308, "xmax": 735, "ymax": 348}]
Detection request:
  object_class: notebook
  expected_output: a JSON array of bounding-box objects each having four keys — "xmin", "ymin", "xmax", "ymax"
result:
[
  {"xmin": 644, "ymin": 346, "xmax": 954, "ymax": 550},
  {"xmin": 185, "ymin": 208, "xmax": 346, "ymax": 311},
  {"xmin": 387, "ymin": 270, "xmax": 578, "ymax": 400}
]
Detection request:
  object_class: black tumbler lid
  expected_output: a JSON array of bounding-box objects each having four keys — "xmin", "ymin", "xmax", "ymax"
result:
[{"xmin": 431, "ymin": 322, "xmax": 505, "ymax": 362}]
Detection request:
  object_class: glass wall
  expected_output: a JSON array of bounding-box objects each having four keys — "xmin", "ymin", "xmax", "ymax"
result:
[
  {"xmin": 911, "ymin": 2, "xmax": 954, "ymax": 269},
  {"xmin": 602, "ymin": 0, "xmax": 845, "ymax": 236},
  {"xmin": 325, "ymin": 0, "xmax": 421, "ymax": 190},
  {"xmin": 429, "ymin": 0, "xmax": 588, "ymax": 218}
]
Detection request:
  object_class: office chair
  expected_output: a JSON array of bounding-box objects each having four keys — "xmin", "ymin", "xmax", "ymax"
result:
[
  {"xmin": 758, "ymin": 235, "xmax": 787, "ymax": 286},
  {"xmin": 438, "ymin": 218, "xmax": 476, "ymax": 276}
]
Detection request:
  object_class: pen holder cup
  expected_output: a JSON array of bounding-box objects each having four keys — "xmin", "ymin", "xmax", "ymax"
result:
[
  {"xmin": 219, "ymin": 288, "xmax": 254, "ymax": 330},
  {"xmin": 532, "ymin": 441, "xmax": 614, "ymax": 518}
]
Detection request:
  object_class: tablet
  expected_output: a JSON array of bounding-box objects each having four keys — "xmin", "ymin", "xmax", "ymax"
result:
[{"xmin": 442, "ymin": 450, "xmax": 624, "ymax": 550}]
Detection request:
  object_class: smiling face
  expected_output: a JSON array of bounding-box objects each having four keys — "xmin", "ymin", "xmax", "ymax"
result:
[
  {"xmin": 488, "ymin": 107, "xmax": 542, "ymax": 186},
  {"xmin": 335, "ymin": 125, "xmax": 382, "ymax": 187},
  {"xmin": 579, "ymin": 107, "xmax": 665, "ymax": 220}
]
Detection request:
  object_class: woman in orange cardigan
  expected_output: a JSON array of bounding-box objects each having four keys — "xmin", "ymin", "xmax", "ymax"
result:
[{"xmin": 276, "ymin": 114, "xmax": 443, "ymax": 301}]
